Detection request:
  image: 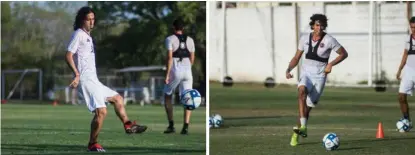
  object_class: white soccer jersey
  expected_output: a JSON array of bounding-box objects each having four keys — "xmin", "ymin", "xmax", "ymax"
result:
[
  {"xmin": 399, "ymin": 35, "xmax": 415, "ymax": 95},
  {"xmin": 67, "ymin": 29, "xmax": 97, "ymax": 76},
  {"xmin": 404, "ymin": 34, "xmax": 415, "ymax": 72},
  {"xmin": 66, "ymin": 29, "xmax": 119, "ymax": 112},
  {"xmin": 298, "ymin": 33, "xmax": 342, "ymax": 77},
  {"xmin": 165, "ymin": 34, "xmax": 195, "ymax": 72}
]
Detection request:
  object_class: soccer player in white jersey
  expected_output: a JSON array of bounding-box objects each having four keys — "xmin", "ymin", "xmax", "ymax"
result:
[
  {"xmin": 163, "ymin": 18, "xmax": 196, "ymax": 135},
  {"xmin": 395, "ymin": 16, "xmax": 415, "ymax": 131},
  {"xmin": 285, "ymin": 14, "xmax": 349, "ymax": 146},
  {"xmin": 65, "ymin": 7, "xmax": 148, "ymax": 152}
]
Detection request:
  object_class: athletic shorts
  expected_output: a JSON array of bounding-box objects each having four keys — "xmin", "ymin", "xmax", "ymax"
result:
[
  {"xmin": 297, "ymin": 73, "xmax": 326, "ymax": 108},
  {"xmin": 399, "ymin": 67, "xmax": 415, "ymax": 95},
  {"xmin": 163, "ymin": 70, "xmax": 193, "ymax": 96},
  {"xmin": 77, "ymin": 75, "xmax": 118, "ymax": 112}
]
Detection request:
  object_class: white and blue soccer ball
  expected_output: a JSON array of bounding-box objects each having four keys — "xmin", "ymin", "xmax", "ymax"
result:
[
  {"xmin": 209, "ymin": 117, "xmax": 214, "ymax": 128},
  {"xmin": 322, "ymin": 133, "xmax": 340, "ymax": 151},
  {"xmin": 180, "ymin": 89, "xmax": 202, "ymax": 110},
  {"xmin": 396, "ymin": 118, "xmax": 411, "ymax": 132},
  {"xmin": 210, "ymin": 114, "xmax": 223, "ymax": 128}
]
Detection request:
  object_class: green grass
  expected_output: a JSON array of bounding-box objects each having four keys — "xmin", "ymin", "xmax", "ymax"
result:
[
  {"xmin": 209, "ymin": 83, "xmax": 415, "ymax": 155},
  {"xmin": 1, "ymin": 103, "xmax": 206, "ymax": 155}
]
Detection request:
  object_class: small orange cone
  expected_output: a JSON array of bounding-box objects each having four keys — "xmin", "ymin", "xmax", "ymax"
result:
[
  {"xmin": 376, "ymin": 122, "xmax": 384, "ymax": 139},
  {"xmin": 52, "ymin": 100, "xmax": 58, "ymax": 106}
]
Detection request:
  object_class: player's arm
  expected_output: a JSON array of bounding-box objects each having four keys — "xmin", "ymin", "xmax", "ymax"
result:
[
  {"xmin": 190, "ymin": 52, "xmax": 195, "ymax": 65},
  {"xmin": 164, "ymin": 37, "xmax": 173, "ymax": 83},
  {"xmin": 190, "ymin": 38, "xmax": 196, "ymax": 65},
  {"xmin": 329, "ymin": 46, "xmax": 348, "ymax": 67},
  {"xmin": 166, "ymin": 50, "xmax": 173, "ymax": 75},
  {"xmin": 286, "ymin": 50, "xmax": 304, "ymax": 73},
  {"xmin": 165, "ymin": 50, "xmax": 173, "ymax": 84},
  {"xmin": 397, "ymin": 49, "xmax": 408, "ymax": 80},
  {"xmin": 66, "ymin": 32, "xmax": 81, "ymax": 77},
  {"xmin": 65, "ymin": 52, "xmax": 80, "ymax": 76}
]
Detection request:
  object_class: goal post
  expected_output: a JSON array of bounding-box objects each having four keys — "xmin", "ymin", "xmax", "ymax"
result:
[{"xmin": 1, "ymin": 68, "xmax": 43, "ymax": 101}]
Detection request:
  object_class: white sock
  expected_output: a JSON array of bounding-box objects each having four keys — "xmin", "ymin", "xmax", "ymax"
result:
[{"xmin": 300, "ymin": 117, "xmax": 307, "ymax": 127}]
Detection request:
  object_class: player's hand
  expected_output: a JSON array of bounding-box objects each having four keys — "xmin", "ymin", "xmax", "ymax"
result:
[
  {"xmin": 165, "ymin": 76, "xmax": 170, "ymax": 84},
  {"xmin": 286, "ymin": 71, "xmax": 293, "ymax": 79},
  {"xmin": 396, "ymin": 71, "xmax": 402, "ymax": 81},
  {"xmin": 69, "ymin": 75, "xmax": 80, "ymax": 88},
  {"xmin": 324, "ymin": 64, "xmax": 332, "ymax": 75}
]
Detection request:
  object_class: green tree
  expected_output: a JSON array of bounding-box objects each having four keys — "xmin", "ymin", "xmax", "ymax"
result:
[
  {"xmin": 1, "ymin": 2, "xmax": 84, "ymax": 97},
  {"xmin": 88, "ymin": 1, "xmax": 206, "ymax": 83}
]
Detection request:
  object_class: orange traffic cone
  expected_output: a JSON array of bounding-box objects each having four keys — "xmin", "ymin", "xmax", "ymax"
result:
[
  {"xmin": 376, "ymin": 122, "xmax": 384, "ymax": 139},
  {"xmin": 52, "ymin": 100, "xmax": 58, "ymax": 106}
]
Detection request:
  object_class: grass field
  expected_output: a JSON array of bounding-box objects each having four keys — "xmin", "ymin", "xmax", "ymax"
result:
[
  {"xmin": 209, "ymin": 82, "xmax": 415, "ymax": 155},
  {"xmin": 1, "ymin": 102, "xmax": 206, "ymax": 155}
]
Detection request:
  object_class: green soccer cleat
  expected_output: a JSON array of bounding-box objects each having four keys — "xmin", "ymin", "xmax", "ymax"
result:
[
  {"xmin": 293, "ymin": 126, "xmax": 307, "ymax": 137},
  {"xmin": 290, "ymin": 132, "xmax": 299, "ymax": 146}
]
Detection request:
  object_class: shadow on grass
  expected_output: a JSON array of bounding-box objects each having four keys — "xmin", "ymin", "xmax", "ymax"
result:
[{"xmin": 1, "ymin": 143, "xmax": 206, "ymax": 155}]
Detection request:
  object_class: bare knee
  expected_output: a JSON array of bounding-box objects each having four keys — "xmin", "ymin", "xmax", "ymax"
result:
[
  {"xmin": 108, "ymin": 95, "xmax": 123, "ymax": 105},
  {"xmin": 298, "ymin": 86, "xmax": 307, "ymax": 99},
  {"xmin": 399, "ymin": 94, "xmax": 407, "ymax": 104},
  {"xmin": 95, "ymin": 108, "xmax": 107, "ymax": 119}
]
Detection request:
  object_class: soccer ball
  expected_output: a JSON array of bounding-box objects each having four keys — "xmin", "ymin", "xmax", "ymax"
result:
[
  {"xmin": 209, "ymin": 117, "xmax": 213, "ymax": 128},
  {"xmin": 180, "ymin": 89, "xmax": 202, "ymax": 110},
  {"xmin": 322, "ymin": 133, "xmax": 340, "ymax": 151},
  {"xmin": 211, "ymin": 114, "xmax": 223, "ymax": 128},
  {"xmin": 396, "ymin": 118, "xmax": 411, "ymax": 132}
]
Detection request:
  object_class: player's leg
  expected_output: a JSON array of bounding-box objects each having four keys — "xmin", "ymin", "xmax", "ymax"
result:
[
  {"xmin": 291, "ymin": 76, "xmax": 311, "ymax": 146},
  {"xmin": 398, "ymin": 93, "xmax": 410, "ymax": 121},
  {"xmin": 293, "ymin": 75, "xmax": 312, "ymax": 136},
  {"xmin": 293, "ymin": 85, "xmax": 309, "ymax": 136},
  {"xmin": 88, "ymin": 107, "xmax": 107, "ymax": 152},
  {"xmin": 180, "ymin": 71, "xmax": 193, "ymax": 135},
  {"xmin": 398, "ymin": 75, "xmax": 413, "ymax": 128},
  {"xmin": 291, "ymin": 85, "xmax": 307, "ymax": 146},
  {"xmin": 78, "ymin": 80, "xmax": 108, "ymax": 152},
  {"xmin": 304, "ymin": 77, "xmax": 326, "ymax": 122},
  {"xmin": 106, "ymin": 95, "xmax": 128, "ymax": 122},
  {"xmin": 304, "ymin": 106, "xmax": 313, "ymax": 122},
  {"xmin": 163, "ymin": 73, "xmax": 181, "ymax": 133},
  {"xmin": 106, "ymin": 94, "xmax": 147, "ymax": 134}
]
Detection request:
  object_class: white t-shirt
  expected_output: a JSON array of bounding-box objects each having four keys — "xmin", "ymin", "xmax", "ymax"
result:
[
  {"xmin": 298, "ymin": 33, "xmax": 342, "ymax": 77},
  {"xmin": 404, "ymin": 34, "xmax": 415, "ymax": 72},
  {"xmin": 165, "ymin": 34, "xmax": 195, "ymax": 72},
  {"xmin": 67, "ymin": 29, "xmax": 97, "ymax": 77}
]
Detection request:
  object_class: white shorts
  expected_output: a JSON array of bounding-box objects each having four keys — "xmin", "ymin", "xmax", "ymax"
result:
[
  {"xmin": 297, "ymin": 74, "xmax": 326, "ymax": 108},
  {"xmin": 77, "ymin": 75, "xmax": 118, "ymax": 112},
  {"xmin": 399, "ymin": 68, "xmax": 415, "ymax": 95},
  {"xmin": 163, "ymin": 70, "xmax": 193, "ymax": 96}
]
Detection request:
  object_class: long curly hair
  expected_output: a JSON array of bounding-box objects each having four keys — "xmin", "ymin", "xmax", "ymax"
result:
[{"xmin": 73, "ymin": 6, "xmax": 95, "ymax": 31}]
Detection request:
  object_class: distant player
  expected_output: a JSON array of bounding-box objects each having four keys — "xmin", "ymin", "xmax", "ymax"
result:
[
  {"xmin": 65, "ymin": 6, "xmax": 148, "ymax": 152},
  {"xmin": 163, "ymin": 18, "xmax": 196, "ymax": 135},
  {"xmin": 395, "ymin": 16, "xmax": 415, "ymax": 131},
  {"xmin": 285, "ymin": 14, "xmax": 349, "ymax": 146}
]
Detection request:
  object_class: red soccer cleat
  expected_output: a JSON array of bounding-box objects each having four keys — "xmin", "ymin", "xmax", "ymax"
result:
[
  {"xmin": 87, "ymin": 143, "xmax": 105, "ymax": 152},
  {"xmin": 124, "ymin": 120, "xmax": 148, "ymax": 134}
]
